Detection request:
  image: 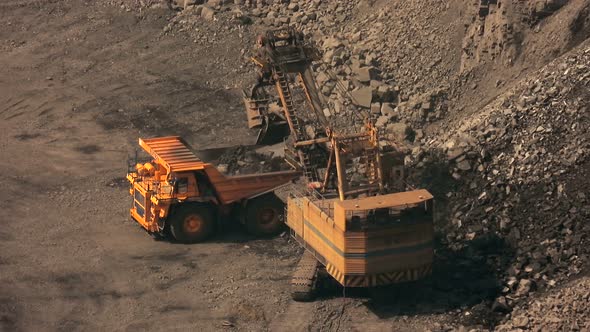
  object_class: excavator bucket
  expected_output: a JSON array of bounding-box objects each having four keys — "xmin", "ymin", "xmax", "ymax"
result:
[
  {"xmin": 243, "ymin": 88, "xmax": 290, "ymax": 145},
  {"xmin": 243, "ymin": 91, "xmax": 265, "ymax": 129},
  {"xmin": 256, "ymin": 118, "xmax": 290, "ymax": 145}
]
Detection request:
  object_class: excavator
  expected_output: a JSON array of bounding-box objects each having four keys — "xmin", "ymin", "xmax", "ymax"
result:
[{"xmin": 243, "ymin": 28, "xmax": 435, "ymax": 300}]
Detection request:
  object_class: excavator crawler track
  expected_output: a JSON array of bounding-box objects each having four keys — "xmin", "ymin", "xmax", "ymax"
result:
[{"xmin": 291, "ymin": 251, "xmax": 320, "ymax": 302}]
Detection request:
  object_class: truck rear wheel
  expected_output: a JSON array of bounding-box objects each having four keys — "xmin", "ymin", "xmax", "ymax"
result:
[
  {"xmin": 169, "ymin": 204, "xmax": 215, "ymax": 244},
  {"xmin": 245, "ymin": 193, "xmax": 285, "ymax": 236}
]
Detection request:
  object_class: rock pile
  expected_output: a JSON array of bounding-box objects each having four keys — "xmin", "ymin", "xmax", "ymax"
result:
[
  {"xmin": 152, "ymin": 0, "xmax": 466, "ymax": 134},
  {"xmin": 143, "ymin": 0, "xmax": 589, "ymax": 146},
  {"xmin": 496, "ymin": 277, "xmax": 590, "ymax": 331},
  {"xmin": 236, "ymin": 0, "xmax": 462, "ymax": 130},
  {"xmin": 126, "ymin": 0, "xmax": 589, "ymax": 127},
  {"xmin": 408, "ymin": 43, "xmax": 590, "ymax": 324},
  {"xmin": 529, "ymin": 0, "xmax": 570, "ymax": 19},
  {"xmin": 235, "ymin": 0, "xmax": 461, "ymax": 94},
  {"xmin": 212, "ymin": 145, "xmax": 288, "ymax": 175},
  {"xmin": 461, "ymin": 0, "xmax": 576, "ymax": 73}
]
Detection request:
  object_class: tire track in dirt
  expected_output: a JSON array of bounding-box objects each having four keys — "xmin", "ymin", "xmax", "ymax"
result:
[
  {"xmin": 31, "ymin": 101, "xmax": 49, "ymax": 112},
  {"xmin": 5, "ymin": 110, "xmax": 26, "ymax": 120},
  {"xmin": 0, "ymin": 98, "xmax": 25, "ymax": 115},
  {"xmin": 38, "ymin": 107, "xmax": 54, "ymax": 116},
  {"xmin": 0, "ymin": 295, "xmax": 20, "ymax": 332},
  {"xmin": 268, "ymin": 301, "xmax": 315, "ymax": 332}
]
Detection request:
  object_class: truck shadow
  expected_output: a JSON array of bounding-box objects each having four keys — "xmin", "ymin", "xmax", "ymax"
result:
[
  {"xmin": 318, "ymin": 233, "xmax": 513, "ymax": 327},
  {"xmin": 207, "ymin": 220, "xmax": 302, "ymax": 260}
]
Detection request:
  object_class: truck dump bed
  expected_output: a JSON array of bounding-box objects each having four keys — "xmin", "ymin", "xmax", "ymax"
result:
[{"xmin": 138, "ymin": 136, "xmax": 300, "ymax": 204}]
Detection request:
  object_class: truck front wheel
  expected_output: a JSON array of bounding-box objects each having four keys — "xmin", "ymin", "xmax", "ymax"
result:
[
  {"xmin": 169, "ymin": 204, "xmax": 215, "ymax": 243},
  {"xmin": 245, "ymin": 193, "xmax": 285, "ymax": 236}
]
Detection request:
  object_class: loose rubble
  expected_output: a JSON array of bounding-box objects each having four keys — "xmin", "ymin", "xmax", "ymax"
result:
[
  {"xmin": 408, "ymin": 44, "xmax": 590, "ymax": 329},
  {"xmin": 496, "ymin": 277, "xmax": 590, "ymax": 331},
  {"xmin": 208, "ymin": 145, "xmax": 289, "ymax": 175}
]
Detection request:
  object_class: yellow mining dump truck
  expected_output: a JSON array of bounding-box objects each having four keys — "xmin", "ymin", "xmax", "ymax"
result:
[{"xmin": 127, "ymin": 136, "xmax": 300, "ymax": 243}]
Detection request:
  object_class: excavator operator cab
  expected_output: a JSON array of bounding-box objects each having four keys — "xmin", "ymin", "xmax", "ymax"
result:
[
  {"xmin": 342, "ymin": 196, "xmax": 434, "ymax": 232},
  {"xmin": 346, "ymin": 208, "xmax": 392, "ymax": 231},
  {"xmin": 368, "ymin": 208, "xmax": 390, "ymax": 225}
]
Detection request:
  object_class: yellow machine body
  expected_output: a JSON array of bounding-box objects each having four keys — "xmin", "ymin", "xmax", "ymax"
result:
[{"xmin": 286, "ymin": 189, "xmax": 434, "ymax": 287}]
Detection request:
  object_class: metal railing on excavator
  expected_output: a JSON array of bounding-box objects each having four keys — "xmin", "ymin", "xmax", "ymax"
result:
[{"xmin": 244, "ymin": 27, "xmax": 386, "ymax": 201}]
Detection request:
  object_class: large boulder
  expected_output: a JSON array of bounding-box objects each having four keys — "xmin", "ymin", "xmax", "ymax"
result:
[
  {"xmin": 350, "ymin": 87, "xmax": 373, "ymax": 108},
  {"xmin": 354, "ymin": 66, "xmax": 378, "ymax": 83},
  {"xmin": 386, "ymin": 122, "xmax": 412, "ymax": 142},
  {"xmin": 201, "ymin": 6, "xmax": 215, "ymax": 20},
  {"xmin": 381, "ymin": 102, "xmax": 396, "ymax": 116},
  {"xmin": 323, "ymin": 37, "xmax": 344, "ymax": 50},
  {"xmin": 370, "ymin": 102, "xmax": 381, "ymax": 115}
]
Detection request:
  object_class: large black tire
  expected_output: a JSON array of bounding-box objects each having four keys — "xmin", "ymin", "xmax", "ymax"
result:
[
  {"xmin": 169, "ymin": 204, "xmax": 215, "ymax": 244},
  {"xmin": 245, "ymin": 193, "xmax": 285, "ymax": 236}
]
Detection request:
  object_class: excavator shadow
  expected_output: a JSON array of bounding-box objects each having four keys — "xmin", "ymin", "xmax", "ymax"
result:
[
  {"xmin": 362, "ymin": 234, "xmax": 513, "ymax": 325},
  {"xmin": 212, "ymin": 218, "xmax": 268, "ymax": 243},
  {"xmin": 309, "ymin": 234, "xmax": 512, "ymax": 326}
]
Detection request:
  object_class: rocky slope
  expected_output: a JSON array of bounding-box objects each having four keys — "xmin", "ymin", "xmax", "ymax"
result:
[
  {"xmin": 412, "ymin": 40, "xmax": 590, "ymax": 330},
  {"xmin": 495, "ymin": 276, "xmax": 590, "ymax": 331}
]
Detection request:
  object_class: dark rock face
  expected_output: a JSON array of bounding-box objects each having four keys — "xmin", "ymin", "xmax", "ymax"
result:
[{"xmin": 407, "ymin": 44, "xmax": 590, "ymax": 330}]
